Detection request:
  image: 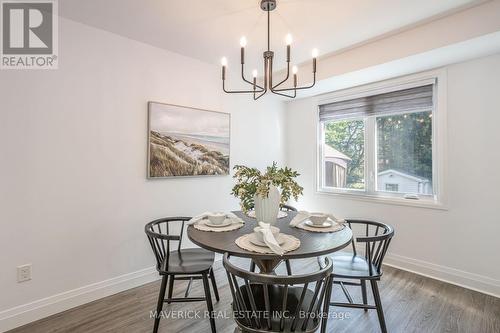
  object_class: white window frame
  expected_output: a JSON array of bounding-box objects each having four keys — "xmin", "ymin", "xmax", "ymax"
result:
[{"xmin": 315, "ymin": 69, "xmax": 448, "ymax": 210}]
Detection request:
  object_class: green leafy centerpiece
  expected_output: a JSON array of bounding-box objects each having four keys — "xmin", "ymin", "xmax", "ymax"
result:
[{"xmin": 231, "ymin": 162, "xmax": 303, "ymax": 224}]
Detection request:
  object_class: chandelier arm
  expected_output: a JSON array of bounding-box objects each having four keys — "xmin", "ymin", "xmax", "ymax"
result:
[
  {"xmin": 264, "ymin": 54, "xmax": 270, "ymax": 89},
  {"xmin": 241, "ymin": 65, "xmax": 265, "ymax": 90},
  {"xmin": 254, "ymin": 86, "xmax": 268, "ymax": 100},
  {"xmin": 268, "ymin": 58, "xmax": 273, "ymax": 89},
  {"xmin": 271, "ymin": 89, "xmax": 296, "ymax": 98},
  {"xmin": 254, "ymin": 91, "xmax": 266, "ymax": 100},
  {"xmin": 273, "ymin": 72, "xmax": 316, "ymax": 92},
  {"xmin": 223, "ymin": 80, "xmax": 264, "ymax": 94},
  {"xmin": 253, "ymin": 58, "xmax": 269, "ymax": 101},
  {"xmin": 272, "ymin": 62, "xmax": 290, "ymax": 90},
  {"xmin": 294, "ymin": 73, "xmax": 316, "ymax": 90}
]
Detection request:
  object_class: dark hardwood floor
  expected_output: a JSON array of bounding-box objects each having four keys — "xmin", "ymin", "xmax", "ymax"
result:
[{"xmin": 8, "ymin": 258, "xmax": 500, "ymax": 333}]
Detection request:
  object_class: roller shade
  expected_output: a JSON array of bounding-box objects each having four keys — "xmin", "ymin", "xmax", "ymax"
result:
[{"xmin": 319, "ymin": 84, "xmax": 434, "ymax": 122}]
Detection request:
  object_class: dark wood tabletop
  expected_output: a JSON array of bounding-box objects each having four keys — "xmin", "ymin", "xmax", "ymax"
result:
[{"xmin": 187, "ymin": 211, "xmax": 353, "ymax": 260}]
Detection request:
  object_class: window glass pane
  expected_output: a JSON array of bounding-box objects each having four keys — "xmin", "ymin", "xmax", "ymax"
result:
[
  {"xmin": 376, "ymin": 111, "xmax": 433, "ymax": 195},
  {"xmin": 385, "ymin": 183, "xmax": 399, "ymax": 192},
  {"xmin": 323, "ymin": 119, "xmax": 365, "ymax": 189}
]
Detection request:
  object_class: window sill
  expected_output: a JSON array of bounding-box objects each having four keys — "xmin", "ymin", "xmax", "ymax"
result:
[{"xmin": 316, "ymin": 188, "xmax": 447, "ymax": 210}]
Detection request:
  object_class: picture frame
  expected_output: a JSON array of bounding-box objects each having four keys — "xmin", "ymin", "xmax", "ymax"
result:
[{"xmin": 147, "ymin": 102, "xmax": 231, "ymax": 178}]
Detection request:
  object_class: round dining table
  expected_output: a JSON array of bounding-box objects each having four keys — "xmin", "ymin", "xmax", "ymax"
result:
[{"xmin": 187, "ymin": 210, "xmax": 353, "ymax": 274}]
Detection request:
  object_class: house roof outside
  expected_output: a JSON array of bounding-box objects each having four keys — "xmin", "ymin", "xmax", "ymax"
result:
[
  {"xmin": 324, "ymin": 144, "xmax": 351, "ymax": 161},
  {"xmin": 378, "ymin": 169, "xmax": 430, "ymax": 183}
]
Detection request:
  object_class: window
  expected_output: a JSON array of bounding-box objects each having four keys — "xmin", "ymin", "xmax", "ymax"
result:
[
  {"xmin": 377, "ymin": 111, "xmax": 433, "ymax": 195},
  {"xmin": 323, "ymin": 119, "xmax": 364, "ymax": 189},
  {"xmin": 318, "ymin": 81, "xmax": 439, "ymax": 203},
  {"xmin": 385, "ymin": 184, "xmax": 399, "ymax": 192}
]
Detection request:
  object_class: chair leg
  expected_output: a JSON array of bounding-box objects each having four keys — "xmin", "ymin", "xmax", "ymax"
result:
[
  {"xmin": 370, "ymin": 280, "xmax": 387, "ymax": 333},
  {"xmin": 202, "ymin": 273, "xmax": 217, "ymax": 333},
  {"xmin": 285, "ymin": 260, "xmax": 292, "ymax": 275},
  {"xmin": 249, "ymin": 260, "xmax": 256, "ymax": 272},
  {"xmin": 167, "ymin": 274, "xmax": 175, "ymax": 304},
  {"xmin": 321, "ymin": 278, "xmax": 333, "ymax": 333},
  {"xmin": 153, "ymin": 275, "xmax": 168, "ymax": 333},
  {"xmin": 184, "ymin": 278, "xmax": 193, "ymax": 298},
  {"xmin": 361, "ymin": 280, "xmax": 368, "ymax": 312},
  {"xmin": 209, "ymin": 267, "xmax": 220, "ymax": 302}
]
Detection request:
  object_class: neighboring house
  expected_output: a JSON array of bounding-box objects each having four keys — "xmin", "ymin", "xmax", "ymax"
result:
[
  {"xmin": 377, "ymin": 169, "xmax": 432, "ymax": 194},
  {"xmin": 324, "ymin": 144, "xmax": 351, "ymax": 188}
]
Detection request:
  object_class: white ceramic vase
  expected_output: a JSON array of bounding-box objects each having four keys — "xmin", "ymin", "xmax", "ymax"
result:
[{"xmin": 254, "ymin": 185, "xmax": 281, "ymax": 224}]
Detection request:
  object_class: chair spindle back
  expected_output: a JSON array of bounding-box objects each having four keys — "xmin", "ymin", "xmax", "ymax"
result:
[
  {"xmin": 224, "ymin": 253, "xmax": 333, "ymax": 333},
  {"xmin": 346, "ymin": 219, "xmax": 394, "ymax": 276},
  {"xmin": 145, "ymin": 217, "xmax": 190, "ymax": 270}
]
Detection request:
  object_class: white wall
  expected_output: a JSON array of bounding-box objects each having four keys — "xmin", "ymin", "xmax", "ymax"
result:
[
  {"xmin": 285, "ymin": 53, "xmax": 500, "ymax": 296},
  {"xmin": 0, "ymin": 17, "xmax": 284, "ymax": 330}
]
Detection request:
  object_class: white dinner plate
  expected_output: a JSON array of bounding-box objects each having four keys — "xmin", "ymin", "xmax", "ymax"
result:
[
  {"xmin": 203, "ymin": 218, "xmax": 233, "ymax": 228},
  {"xmin": 248, "ymin": 233, "xmax": 286, "ymax": 247},
  {"xmin": 304, "ymin": 220, "xmax": 334, "ymax": 228}
]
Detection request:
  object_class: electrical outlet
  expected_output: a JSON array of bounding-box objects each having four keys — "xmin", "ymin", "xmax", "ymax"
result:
[{"xmin": 17, "ymin": 264, "xmax": 32, "ymax": 283}]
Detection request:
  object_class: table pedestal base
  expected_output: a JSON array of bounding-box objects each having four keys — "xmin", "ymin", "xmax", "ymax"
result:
[{"xmin": 251, "ymin": 258, "xmax": 283, "ymax": 274}]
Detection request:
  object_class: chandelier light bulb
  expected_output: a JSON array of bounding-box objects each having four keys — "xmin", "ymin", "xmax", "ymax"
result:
[
  {"xmin": 252, "ymin": 69, "xmax": 258, "ymax": 78},
  {"xmin": 240, "ymin": 36, "xmax": 247, "ymax": 48},
  {"xmin": 285, "ymin": 33, "xmax": 293, "ymax": 45},
  {"xmin": 221, "ymin": 57, "xmax": 228, "ymax": 67},
  {"xmin": 292, "ymin": 65, "xmax": 298, "ymax": 74},
  {"xmin": 312, "ymin": 48, "xmax": 319, "ymax": 58}
]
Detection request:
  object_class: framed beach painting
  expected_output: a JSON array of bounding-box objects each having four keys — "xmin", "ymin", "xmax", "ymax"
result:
[{"xmin": 147, "ymin": 102, "xmax": 230, "ymax": 178}]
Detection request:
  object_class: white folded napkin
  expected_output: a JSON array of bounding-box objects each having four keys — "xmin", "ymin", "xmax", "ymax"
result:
[
  {"xmin": 189, "ymin": 212, "xmax": 244, "ymax": 225},
  {"xmin": 256, "ymin": 222, "xmax": 284, "ymax": 256},
  {"xmin": 289, "ymin": 211, "xmax": 346, "ymax": 227}
]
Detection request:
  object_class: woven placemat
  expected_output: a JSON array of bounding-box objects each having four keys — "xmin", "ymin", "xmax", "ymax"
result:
[
  {"xmin": 235, "ymin": 234, "xmax": 301, "ymax": 254},
  {"xmin": 193, "ymin": 219, "xmax": 244, "ymax": 232},
  {"xmin": 296, "ymin": 220, "xmax": 346, "ymax": 233}
]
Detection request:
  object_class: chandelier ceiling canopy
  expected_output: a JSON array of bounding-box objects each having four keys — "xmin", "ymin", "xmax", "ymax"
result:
[{"xmin": 220, "ymin": 0, "xmax": 318, "ymax": 100}]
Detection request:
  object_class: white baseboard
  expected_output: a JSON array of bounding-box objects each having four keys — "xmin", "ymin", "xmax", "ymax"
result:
[
  {"xmin": 0, "ymin": 266, "xmax": 160, "ymax": 333},
  {"xmin": 384, "ymin": 253, "xmax": 500, "ymax": 298},
  {"xmin": 1, "ymin": 255, "xmax": 498, "ymax": 332}
]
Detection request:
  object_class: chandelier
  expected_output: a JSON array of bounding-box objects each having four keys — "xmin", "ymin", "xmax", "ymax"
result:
[{"xmin": 220, "ymin": 0, "xmax": 318, "ymax": 100}]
